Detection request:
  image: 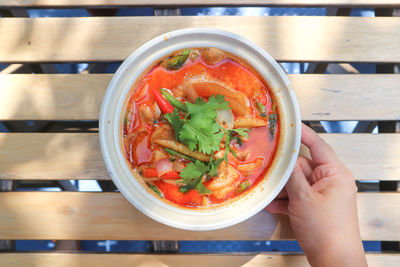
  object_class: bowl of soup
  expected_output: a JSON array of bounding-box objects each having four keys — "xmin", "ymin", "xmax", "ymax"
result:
[{"xmin": 99, "ymin": 28, "xmax": 301, "ymax": 230}]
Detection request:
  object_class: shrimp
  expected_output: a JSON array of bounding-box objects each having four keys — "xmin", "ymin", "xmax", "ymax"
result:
[{"xmin": 207, "ymin": 162, "xmax": 240, "ymax": 200}]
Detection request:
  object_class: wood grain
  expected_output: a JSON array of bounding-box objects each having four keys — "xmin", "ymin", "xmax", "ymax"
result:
[
  {"xmin": 1, "ymin": 74, "xmax": 400, "ymax": 121},
  {"xmin": 0, "ymin": 253, "xmax": 398, "ymax": 267},
  {"xmin": 1, "ymin": 17, "xmax": 400, "ymax": 63},
  {"xmin": 0, "ymin": 74, "xmax": 108, "ymax": 120},
  {"xmin": 1, "ymin": 133, "xmax": 399, "ymax": 180},
  {"xmin": 1, "ymin": 0, "xmax": 399, "ymax": 8},
  {"xmin": 0, "ymin": 191, "xmax": 397, "ymax": 240}
]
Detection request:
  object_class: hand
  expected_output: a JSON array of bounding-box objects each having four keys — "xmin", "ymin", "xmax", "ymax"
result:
[{"xmin": 266, "ymin": 124, "xmax": 367, "ymax": 267}]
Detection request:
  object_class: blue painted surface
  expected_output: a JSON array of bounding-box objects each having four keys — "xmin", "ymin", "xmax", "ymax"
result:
[{"xmin": 14, "ymin": 240, "xmax": 381, "ymax": 253}]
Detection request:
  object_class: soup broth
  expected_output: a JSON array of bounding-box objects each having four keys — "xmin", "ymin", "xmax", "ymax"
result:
[{"xmin": 122, "ymin": 48, "xmax": 279, "ymax": 208}]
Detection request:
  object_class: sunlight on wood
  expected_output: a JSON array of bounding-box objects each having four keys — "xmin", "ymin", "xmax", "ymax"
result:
[{"xmin": 0, "ymin": 17, "xmax": 399, "ymax": 62}]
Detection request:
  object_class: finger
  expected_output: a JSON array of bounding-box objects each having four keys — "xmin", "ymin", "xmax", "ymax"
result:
[
  {"xmin": 286, "ymin": 161, "xmax": 312, "ymax": 201},
  {"xmin": 301, "ymin": 123, "xmax": 339, "ymax": 165},
  {"xmin": 298, "ymin": 156, "xmax": 313, "ymax": 179},
  {"xmin": 265, "ymin": 200, "xmax": 289, "ymax": 215},
  {"xmin": 275, "ymin": 187, "xmax": 288, "ymax": 200}
]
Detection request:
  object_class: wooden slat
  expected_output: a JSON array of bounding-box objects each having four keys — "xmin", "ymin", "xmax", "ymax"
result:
[
  {"xmin": 2, "ymin": 74, "xmax": 400, "ymax": 121},
  {"xmin": 1, "ymin": 133, "xmax": 399, "ymax": 180},
  {"xmin": 1, "ymin": 17, "xmax": 400, "ymax": 63},
  {"xmin": 0, "ymin": 253, "xmax": 399, "ymax": 267},
  {"xmin": 1, "ymin": 0, "xmax": 399, "ymax": 8},
  {"xmin": 0, "ymin": 191, "xmax": 398, "ymax": 240},
  {"xmin": 0, "ymin": 74, "xmax": 108, "ymax": 120}
]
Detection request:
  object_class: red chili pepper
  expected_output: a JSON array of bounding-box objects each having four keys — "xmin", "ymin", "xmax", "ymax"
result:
[
  {"xmin": 153, "ymin": 88, "xmax": 174, "ymax": 114},
  {"xmin": 141, "ymin": 168, "xmax": 180, "ymax": 180}
]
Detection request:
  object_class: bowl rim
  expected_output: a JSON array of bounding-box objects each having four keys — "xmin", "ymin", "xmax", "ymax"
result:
[{"xmin": 99, "ymin": 27, "xmax": 301, "ymax": 231}]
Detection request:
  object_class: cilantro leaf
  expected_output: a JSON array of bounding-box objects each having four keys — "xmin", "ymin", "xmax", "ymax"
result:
[
  {"xmin": 178, "ymin": 185, "xmax": 190, "ymax": 193},
  {"xmin": 178, "ymin": 159, "xmax": 223, "ymax": 195},
  {"xmin": 231, "ymin": 128, "xmax": 251, "ymax": 138},
  {"xmin": 178, "ymin": 161, "xmax": 211, "ymax": 194},
  {"xmin": 208, "ymin": 158, "xmax": 223, "ymax": 177},
  {"xmin": 195, "ymin": 182, "xmax": 212, "ymax": 194},
  {"xmin": 179, "ymin": 95, "xmax": 229, "ymax": 154},
  {"xmin": 186, "ymin": 95, "xmax": 229, "ymax": 116},
  {"xmin": 164, "ymin": 109, "xmax": 184, "ymax": 140},
  {"xmin": 179, "ymin": 161, "xmax": 209, "ymax": 183}
]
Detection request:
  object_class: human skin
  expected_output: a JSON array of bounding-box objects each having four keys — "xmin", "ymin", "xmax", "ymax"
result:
[{"xmin": 266, "ymin": 124, "xmax": 368, "ymax": 267}]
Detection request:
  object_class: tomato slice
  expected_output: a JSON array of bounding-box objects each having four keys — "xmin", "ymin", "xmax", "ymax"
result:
[{"xmin": 154, "ymin": 181, "xmax": 203, "ymax": 207}]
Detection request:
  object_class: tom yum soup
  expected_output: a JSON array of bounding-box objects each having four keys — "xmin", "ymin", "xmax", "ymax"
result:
[{"xmin": 122, "ymin": 48, "xmax": 279, "ymax": 208}]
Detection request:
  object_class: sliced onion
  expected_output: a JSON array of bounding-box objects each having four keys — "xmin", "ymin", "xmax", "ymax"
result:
[{"xmin": 155, "ymin": 158, "xmax": 173, "ymax": 176}]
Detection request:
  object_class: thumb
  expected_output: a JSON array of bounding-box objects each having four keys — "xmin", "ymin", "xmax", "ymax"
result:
[{"xmin": 286, "ymin": 162, "xmax": 312, "ymax": 201}]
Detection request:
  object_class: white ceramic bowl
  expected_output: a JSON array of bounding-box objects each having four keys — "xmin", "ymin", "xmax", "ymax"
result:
[{"xmin": 99, "ymin": 28, "xmax": 301, "ymax": 231}]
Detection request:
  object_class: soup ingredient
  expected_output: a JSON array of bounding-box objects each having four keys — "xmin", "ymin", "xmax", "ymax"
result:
[
  {"xmin": 148, "ymin": 183, "xmax": 163, "ymax": 197},
  {"xmin": 166, "ymin": 95, "xmax": 230, "ymax": 154},
  {"xmin": 191, "ymin": 81, "xmax": 251, "ymax": 116},
  {"xmin": 216, "ymin": 109, "xmax": 234, "ymax": 129},
  {"xmin": 131, "ymin": 133, "xmax": 152, "ymax": 165},
  {"xmin": 269, "ymin": 113, "xmax": 278, "ymax": 138},
  {"xmin": 153, "ymin": 88, "xmax": 174, "ymax": 114},
  {"xmin": 164, "ymin": 49, "xmax": 190, "ymax": 70},
  {"xmin": 159, "ymin": 171, "xmax": 180, "ymax": 179},
  {"xmin": 236, "ymin": 180, "xmax": 251, "ymax": 193},
  {"xmin": 255, "ymin": 100, "xmax": 266, "ymax": 117},
  {"xmin": 164, "ymin": 147, "xmax": 196, "ymax": 162},
  {"xmin": 155, "ymin": 181, "xmax": 203, "ymax": 206},
  {"xmin": 237, "ymin": 158, "xmax": 264, "ymax": 174},
  {"xmin": 207, "ymin": 162, "xmax": 240, "ymax": 200},
  {"xmin": 164, "ymin": 110, "xmax": 184, "ymax": 140},
  {"xmin": 153, "ymin": 139, "xmax": 210, "ymax": 162},
  {"xmin": 141, "ymin": 167, "xmax": 180, "ymax": 180},
  {"xmin": 234, "ymin": 117, "xmax": 268, "ymax": 128},
  {"xmin": 200, "ymin": 48, "xmax": 225, "ymax": 65},
  {"xmin": 222, "ymin": 128, "xmax": 251, "ymax": 161},
  {"xmin": 178, "ymin": 158, "xmax": 224, "ymax": 194},
  {"xmin": 160, "ymin": 88, "xmax": 188, "ymax": 112},
  {"xmin": 155, "ymin": 158, "xmax": 174, "ymax": 176}
]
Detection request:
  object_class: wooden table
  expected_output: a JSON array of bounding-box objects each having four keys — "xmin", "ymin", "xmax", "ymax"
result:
[{"xmin": 0, "ymin": 1, "xmax": 399, "ymax": 266}]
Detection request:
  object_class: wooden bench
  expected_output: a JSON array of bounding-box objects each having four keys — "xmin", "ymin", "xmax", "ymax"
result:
[{"xmin": 0, "ymin": 1, "xmax": 399, "ymax": 266}]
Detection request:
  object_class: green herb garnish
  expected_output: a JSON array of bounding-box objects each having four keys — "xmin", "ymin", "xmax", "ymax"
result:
[
  {"xmin": 176, "ymin": 95, "xmax": 230, "ymax": 154},
  {"xmin": 236, "ymin": 180, "xmax": 251, "ymax": 193},
  {"xmin": 178, "ymin": 161, "xmax": 211, "ymax": 194},
  {"xmin": 269, "ymin": 113, "xmax": 277, "ymax": 138},
  {"xmin": 166, "ymin": 49, "xmax": 190, "ymax": 70},
  {"xmin": 256, "ymin": 100, "xmax": 266, "ymax": 117},
  {"xmin": 164, "ymin": 109, "xmax": 184, "ymax": 140},
  {"xmin": 162, "ymin": 93, "xmax": 252, "ymax": 194},
  {"xmin": 177, "ymin": 158, "xmax": 224, "ymax": 194}
]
